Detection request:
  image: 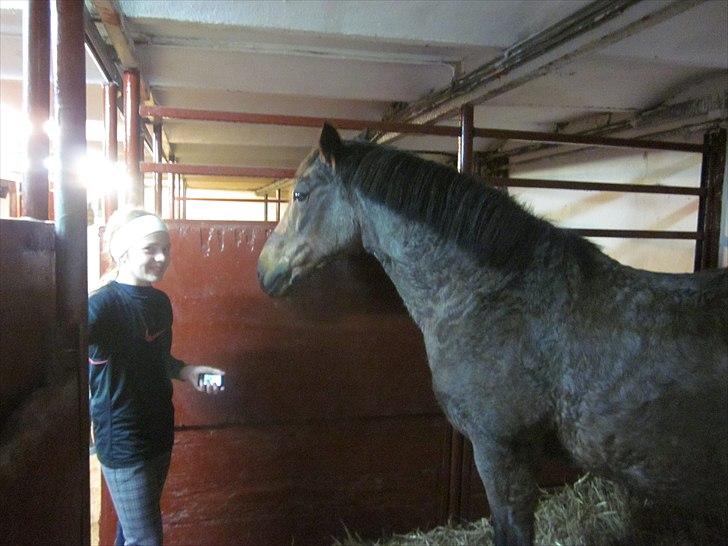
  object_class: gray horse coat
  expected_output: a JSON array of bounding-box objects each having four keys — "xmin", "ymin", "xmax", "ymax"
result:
[{"xmin": 257, "ymin": 124, "xmax": 728, "ymax": 546}]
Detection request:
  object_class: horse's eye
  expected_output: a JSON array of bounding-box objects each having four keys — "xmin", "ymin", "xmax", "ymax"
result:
[{"xmin": 293, "ymin": 191, "xmax": 309, "ymax": 202}]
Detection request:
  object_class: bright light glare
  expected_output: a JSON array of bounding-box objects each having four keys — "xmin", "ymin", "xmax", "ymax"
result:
[
  {"xmin": 43, "ymin": 118, "xmax": 59, "ymax": 140},
  {"xmin": 0, "ymin": 104, "xmax": 29, "ymax": 178},
  {"xmin": 0, "ymin": 1, "xmax": 27, "ymax": 11},
  {"xmin": 78, "ymin": 152, "xmax": 130, "ymax": 199}
]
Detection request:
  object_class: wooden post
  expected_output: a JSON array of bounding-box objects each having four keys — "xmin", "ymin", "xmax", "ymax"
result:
[
  {"xmin": 123, "ymin": 69, "xmax": 143, "ymax": 206},
  {"xmin": 103, "ymin": 82, "xmax": 118, "ymax": 220},
  {"xmin": 22, "ymin": 0, "xmax": 50, "ymax": 220},
  {"xmin": 695, "ymin": 128, "xmax": 727, "ymax": 271},
  {"xmin": 51, "ymin": 1, "xmax": 89, "ymax": 544},
  {"xmin": 153, "ymin": 123, "xmax": 163, "ymax": 215}
]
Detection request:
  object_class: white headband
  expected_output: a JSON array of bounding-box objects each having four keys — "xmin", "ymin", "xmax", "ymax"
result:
[{"xmin": 109, "ymin": 214, "xmax": 168, "ymax": 262}]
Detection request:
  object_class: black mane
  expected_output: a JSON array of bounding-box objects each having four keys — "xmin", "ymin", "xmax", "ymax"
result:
[{"xmin": 338, "ymin": 142, "xmax": 599, "ymax": 272}]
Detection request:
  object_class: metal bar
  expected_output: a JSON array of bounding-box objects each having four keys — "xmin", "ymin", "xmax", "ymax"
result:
[
  {"xmin": 450, "ymin": 103, "xmax": 474, "ymax": 522},
  {"xmin": 140, "ymin": 105, "xmax": 699, "ymax": 153},
  {"xmin": 276, "ymin": 189, "xmax": 281, "ymax": 222},
  {"xmin": 380, "ymin": 0, "xmax": 702, "ymax": 137},
  {"xmin": 103, "ymin": 83, "xmax": 118, "ymax": 220},
  {"xmin": 694, "ymin": 128, "xmax": 727, "ymax": 270},
  {"xmin": 487, "ymin": 177, "xmax": 703, "ymax": 196},
  {"xmin": 140, "ymin": 162, "xmax": 296, "ymax": 179},
  {"xmin": 572, "ymin": 229, "xmax": 700, "ymax": 240},
  {"xmin": 123, "ymin": 69, "xmax": 143, "ymax": 206},
  {"xmin": 168, "ymin": 153, "xmax": 175, "ymax": 219},
  {"xmin": 22, "ymin": 0, "xmax": 50, "ymax": 220},
  {"xmin": 170, "ymin": 172, "xmax": 176, "ymax": 220},
  {"xmin": 174, "ymin": 175, "xmax": 178, "ymax": 219},
  {"xmin": 178, "ymin": 197, "xmax": 287, "ymax": 204},
  {"xmin": 256, "ymin": 177, "xmax": 295, "ymax": 197},
  {"xmin": 473, "ymin": 127, "xmax": 702, "ymax": 153},
  {"xmin": 141, "ymin": 105, "xmax": 460, "ymax": 136},
  {"xmin": 264, "ymin": 193, "xmax": 268, "ymax": 222},
  {"xmin": 182, "ymin": 179, "xmax": 187, "ymax": 219},
  {"xmin": 153, "ymin": 123, "xmax": 163, "ymax": 216},
  {"xmin": 458, "ymin": 105, "xmax": 474, "ymax": 174},
  {"xmin": 501, "ymin": 89, "xmax": 727, "ymax": 162},
  {"xmin": 83, "ymin": 6, "xmax": 121, "ymax": 86},
  {"xmin": 50, "ymin": 2, "xmax": 89, "ymax": 545}
]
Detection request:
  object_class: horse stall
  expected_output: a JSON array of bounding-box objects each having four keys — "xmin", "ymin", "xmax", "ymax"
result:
[
  {"xmin": 94, "ymin": 107, "xmax": 723, "ymax": 545},
  {"xmin": 1, "ymin": 3, "xmax": 727, "ymax": 546}
]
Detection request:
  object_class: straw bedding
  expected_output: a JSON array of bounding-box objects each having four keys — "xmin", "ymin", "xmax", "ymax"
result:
[{"xmin": 333, "ymin": 474, "xmax": 726, "ymax": 546}]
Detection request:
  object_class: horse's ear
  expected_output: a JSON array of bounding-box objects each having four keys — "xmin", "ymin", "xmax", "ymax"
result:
[{"xmin": 319, "ymin": 123, "xmax": 342, "ymax": 169}]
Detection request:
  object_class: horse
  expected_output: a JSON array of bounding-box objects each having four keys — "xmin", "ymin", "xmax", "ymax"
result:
[{"xmin": 257, "ymin": 123, "xmax": 728, "ymax": 546}]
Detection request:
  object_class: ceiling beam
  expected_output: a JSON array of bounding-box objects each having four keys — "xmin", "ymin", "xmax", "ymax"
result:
[
  {"xmin": 377, "ymin": 0, "xmax": 705, "ymax": 143},
  {"xmin": 255, "ymin": 178, "xmax": 295, "ymax": 197},
  {"xmin": 89, "ymin": 0, "xmax": 172, "ymax": 159},
  {"xmin": 497, "ymin": 87, "xmax": 727, "ymax": 165},
  {"xmin": 83, "ymin": 7, "xmax": 121, "ymax": 87}
]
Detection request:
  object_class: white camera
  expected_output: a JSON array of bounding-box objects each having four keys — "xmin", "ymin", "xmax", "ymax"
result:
[{"xmin": 198, "ymin": 373, "xmax": 224, "ymax": 388}]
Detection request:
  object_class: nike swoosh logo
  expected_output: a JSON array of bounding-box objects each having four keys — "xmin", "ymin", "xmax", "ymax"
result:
[
  {"xmin": 145, "ymin": 329, "xmax": 167, "ymax": 343},
  {"xmin": 88, "ymin": 357, "xmax": 108, "ymax": 365}
]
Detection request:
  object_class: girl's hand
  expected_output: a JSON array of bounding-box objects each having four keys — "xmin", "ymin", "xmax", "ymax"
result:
[{"xmin": 180, "ymin": 365, "xmax": 226, "ymax": 394}]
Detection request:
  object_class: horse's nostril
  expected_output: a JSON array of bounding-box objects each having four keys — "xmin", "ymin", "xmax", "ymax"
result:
[{"xmin": 258, "ymin": 264, "xmax": 291, "ymax": 296}]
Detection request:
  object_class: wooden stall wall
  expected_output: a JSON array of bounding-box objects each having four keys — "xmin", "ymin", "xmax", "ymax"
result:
[
  {"xmin": 101, "ymin": 220, "xmax": 451, "ymax": 546},
  {"xmin": 0, "ymin": 219, "xmax": 85, "ymax": 545}
]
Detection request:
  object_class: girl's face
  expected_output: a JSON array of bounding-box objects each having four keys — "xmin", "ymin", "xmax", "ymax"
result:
[{"xmin": 117, "ymin": 231, "xmax": 171, "ymax": 286}]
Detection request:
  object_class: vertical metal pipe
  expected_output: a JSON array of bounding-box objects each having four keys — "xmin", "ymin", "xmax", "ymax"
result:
[
  {"xmin": 50, "ymin": 1, "xmax": 88, "ymax": 544},
  {"xmin": 447, "ymin": 103, "xmax": 475, "ymax": 523},
  {"xmin": 153, "ymin": 123, "xmax": 163, "ymax": 216},
  {"xmin": 264, "ymin": 193, "xmax": 269, "ymax": 222},
  {"xmin": 22, "ymin": 0, "xmax": 50, "ymax": 220},
  {"xmin": 458, "ymin": 104, "xmax": 474, "ymax": 174},
  {"xmin": 168, "ymin": 153, "xmax": 175, "ymax": 219},
  {"xmin": 103, "ymin": 82, "xmax": 118, "ymax": 220},
  {"xmin": 276, "ymin": 189, "xmax": 281, "ymax": 221},
  {"xmin": 170, "ymin": 172, "xmax": 176, "ymax": 219},
  {"xmin": 123, "ymin": 69, "xmax": 142, "ymax": 206},
  {"xmin": 182, "ymin": 179, "xmax": 187, "ymax": 219},
  {"xmin": 694, "ymin": 128, "xmax": 727, "ymax": 271}
]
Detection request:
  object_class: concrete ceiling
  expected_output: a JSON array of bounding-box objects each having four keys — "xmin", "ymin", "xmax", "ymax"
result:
[{"xmin": 1, "ymin": 0, "xmax": 726, "ymax": 191}]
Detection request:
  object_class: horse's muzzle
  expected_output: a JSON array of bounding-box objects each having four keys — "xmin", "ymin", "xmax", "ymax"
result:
[{"xmin": 257, "ymin": 261, "xmax": 292, "ymax": 296}]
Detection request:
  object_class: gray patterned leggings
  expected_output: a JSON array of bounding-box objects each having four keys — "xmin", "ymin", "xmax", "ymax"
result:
[{"xmin": 101, "ymin": 451, "xmax": 172, "ymax": 546}]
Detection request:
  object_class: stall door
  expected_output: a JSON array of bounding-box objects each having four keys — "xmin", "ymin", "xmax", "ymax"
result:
[
  {"xmin": 99, "ymin": 220, "xmax": 451, "ymax": 546},
  {"xmin": 0, "ymin": 219, "xmax": 88, "ymax": 546}
]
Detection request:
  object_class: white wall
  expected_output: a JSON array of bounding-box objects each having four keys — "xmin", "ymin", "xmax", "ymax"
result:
[{"xmin": 510, "ymin": 147, "xmax": 703, "ymax": 273}]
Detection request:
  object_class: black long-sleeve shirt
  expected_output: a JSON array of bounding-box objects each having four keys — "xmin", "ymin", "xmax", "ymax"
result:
[{"xmin": 88, "ymin": 281, "xmax": 184, "ymax": 468}]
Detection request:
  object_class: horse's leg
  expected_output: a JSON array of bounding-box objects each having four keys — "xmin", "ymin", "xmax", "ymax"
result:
[{"xmin": 471, "ymin": 438, "xmax": 537, "ymax": 546}]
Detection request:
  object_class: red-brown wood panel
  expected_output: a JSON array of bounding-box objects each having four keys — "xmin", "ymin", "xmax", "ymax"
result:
[
  {"xmin": 0, "ymin": 220, "xmax": 55, "ymax": 423},
  {"xmin": 166, "ymin": 418, "xmax": 450, "ymax": 545},
  {"xmin": 0, "ymin": 219, "xmax": 86, "ymax": 546},
  {"xmin": 101, "ymin": 220, "xmax": 449, "ymax": 545}
]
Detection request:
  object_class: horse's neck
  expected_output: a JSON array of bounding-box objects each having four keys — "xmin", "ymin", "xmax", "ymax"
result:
[{"xmin": 356, "ymin": 198, "xmax": 498, "ymax": 329}]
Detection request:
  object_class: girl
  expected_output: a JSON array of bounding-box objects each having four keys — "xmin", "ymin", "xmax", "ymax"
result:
[{"xmin": 89, "ymin": 208, "xmax": 225, "ymax": 546}]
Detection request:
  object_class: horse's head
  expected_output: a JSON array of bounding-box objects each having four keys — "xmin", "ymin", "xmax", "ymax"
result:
[{"xmin": 257, "ymin": 124, "xmax": 361, "ymax": 296}]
